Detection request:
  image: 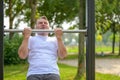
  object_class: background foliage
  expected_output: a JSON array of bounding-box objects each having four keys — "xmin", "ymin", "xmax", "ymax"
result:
[{"xmin": 4, "ymin": 34, "xmax": 26, "ymax": 65}]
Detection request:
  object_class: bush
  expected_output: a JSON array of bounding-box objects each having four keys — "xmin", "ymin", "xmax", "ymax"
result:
[{"xmin": 4, "ymin": 34, "xmax": 27, "ymax": 65}]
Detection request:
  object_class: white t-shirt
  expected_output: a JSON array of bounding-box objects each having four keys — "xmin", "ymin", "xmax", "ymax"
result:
[{"xmin": 27, "ymin": 35, "xmax": 59, "ymax": 77}]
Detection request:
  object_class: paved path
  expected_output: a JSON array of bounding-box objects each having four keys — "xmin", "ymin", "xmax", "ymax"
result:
[{"xmin": 58, "ymin": 58, "xmax": 120, "ymax": 76}]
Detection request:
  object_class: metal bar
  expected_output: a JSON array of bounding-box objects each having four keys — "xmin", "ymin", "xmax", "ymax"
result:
[
  {"xmin": 0, "ymin": 0, "xmax": 3, "ymax": 80},
  {"xmin": 86, "ymin": 0, "xmax": 95, "ymax": 80},
  {"xmin": 4, "ymin": 29, "xmax": 87, "ymax": 33}
]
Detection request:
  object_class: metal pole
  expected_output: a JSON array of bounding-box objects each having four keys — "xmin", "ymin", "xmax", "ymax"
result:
[
  {"xmin": 4, "ymin": 29, "xmax": 87, "ymax": 33},
  {"xmin": 0, "ymin": 0, "xmax": 3, "ymax": 80},
  {"xmin": 86, "ymin": 0, "xmax": 95, "ymax": 80}
]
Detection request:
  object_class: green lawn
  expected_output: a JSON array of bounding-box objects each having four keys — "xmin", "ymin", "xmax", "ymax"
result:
[
  {"xmin": 64, "ymin": 53, "xmax": 120, "ymax": 60},
  {"xmin": 95, "ymin": 46, "xmax": 119, "ymax": 53},
  {"xmin": 4, "ymin": 64, "xmax": 27, "ymax": 80},
  {"xmin": 4, "ymin": 63, "xmax": 120, "ymax": 80},
  {"xmin": 67, "ymin": 46, "xmax": 119, "ymax": 54}
]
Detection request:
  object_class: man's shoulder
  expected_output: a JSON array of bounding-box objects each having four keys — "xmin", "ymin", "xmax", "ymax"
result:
[{"xmin": 28, "ymin": 36, "xmax": 36, "ymax": 41}]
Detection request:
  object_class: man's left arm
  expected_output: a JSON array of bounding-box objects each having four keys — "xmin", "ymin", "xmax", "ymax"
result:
[{"xmin": 54, "ymin": 28, "xmax": 67, "ymax": 59}]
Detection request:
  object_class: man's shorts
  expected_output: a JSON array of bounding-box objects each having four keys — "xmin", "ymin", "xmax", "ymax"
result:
[{"xmin": 27, "ymin": 73, "xmax": 60, "ymax": 80}]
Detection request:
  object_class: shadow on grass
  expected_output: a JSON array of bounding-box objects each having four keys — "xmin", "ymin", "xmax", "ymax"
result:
[{"xmin": 4, "ymin": 64, "xmax": 28, "ymax": 78}]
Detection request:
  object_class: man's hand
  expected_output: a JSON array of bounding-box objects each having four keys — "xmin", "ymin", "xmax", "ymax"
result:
[
  {"xmin": 54, "ymin": 28, "xmax": 63, "ymax": 40},
  {"xmin": 23, "ymin": 27, "xmax": 32, "ymax": 39}
]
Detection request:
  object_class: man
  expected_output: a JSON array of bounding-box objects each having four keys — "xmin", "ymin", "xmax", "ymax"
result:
[{"xmin": 18, "ymin": 16, "xmax": 67, "ymax": 80}]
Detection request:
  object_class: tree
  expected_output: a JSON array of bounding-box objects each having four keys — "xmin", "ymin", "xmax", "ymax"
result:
[
  {"xmin": 74, "ymin": 0, "xmax": 86, "ymax": 79},
  {"xmin": 4, "ymin": 0, "xmax": 25, "ymax": 39},
  {"xmin": 25, "ymin": 0, "xmax": 38, "ymax": 29},
  {"xmin": 4, "ymin": 0, "xmax": 38, "ymax": 37},
  {"xmin": 95, "ymin": 0, "xmax": 120, "ymax": 54},
  {"xmin": 24, "ymin": 0, "xmax": 38, "ymax": 36},
  {"xmin": 118, "ymin": 29, "xmax": 120, "ymax": 56},
  {"xmin": 37, "ymin": 0, "xmax": 79, "ymax": 28}
]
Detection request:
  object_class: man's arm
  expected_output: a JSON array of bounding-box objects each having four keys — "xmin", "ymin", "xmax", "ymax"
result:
[
  {"xmin": 18, "ymin": 28, "xmax": 31, "ymax": 59},
  {"xmin": 54, "ymin": 28, "xmax": 67, "ymax": 59},
  {"xmin": 57, "ymin": 38, "xmax": 67, "ymax": 59}
]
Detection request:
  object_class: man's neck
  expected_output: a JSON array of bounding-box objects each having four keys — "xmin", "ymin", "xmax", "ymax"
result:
[{"xmin": 37, "ymin": 33, "xmax": 48, "ymax": 36}]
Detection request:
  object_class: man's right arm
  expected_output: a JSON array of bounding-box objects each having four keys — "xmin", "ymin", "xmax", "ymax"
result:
[
  {"xmin": 18, "ymin": 27, "xmax": 31, "ymax": 59},
  {"xmin": 18, "ymin": 38, "xmax": 29, "ymax": 59}
]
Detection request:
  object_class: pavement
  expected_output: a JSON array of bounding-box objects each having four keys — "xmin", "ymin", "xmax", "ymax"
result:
[{"xmin": 58, "ymin": 58, "xmax": 120, "ymax": 76}]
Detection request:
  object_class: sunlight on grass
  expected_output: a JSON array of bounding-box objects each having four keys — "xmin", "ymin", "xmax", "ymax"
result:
[
  {"xmin": 59, "ymin": 64, "xmax": 77, "ymax": 80},
  {"xmin": 4, "ymin": 64, "xmax": 28, "ymax": 80},
  {"xmin": 67, "ymin": 46, "xmax": 119, "ymax": 54},
  {"xmin": 4, "ymin": 63, "xmax": 120, "ymax": 80},
  {"xmin": 96, "ymin": 73, "xmax": 120, "ymax": 80}
]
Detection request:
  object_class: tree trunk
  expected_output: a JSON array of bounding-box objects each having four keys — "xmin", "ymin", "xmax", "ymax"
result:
[
  {"xmin": 9, "ymin": 0, "xmax": 14, "ymax": 40},
  {"xmin": 118, "ymin": 26, "xmax": 120, "ymax": 55},
  {"xmin": 29, "ymin": 0, "xmax": 37, "ymax": 36},
  {"xmin": 112, "ymin": 23, "xmax": 116, "ymax": 54},
  {"xmin": 112, "ymin": 31, "xmax": 115, "ymax": 54},
  {"xmin": 74, "ymin": 0, "xmax": 85, "ymax": 79},
  {"xmin": 30, "ymin": 0, "xmax": 37, "ymax": 29}
]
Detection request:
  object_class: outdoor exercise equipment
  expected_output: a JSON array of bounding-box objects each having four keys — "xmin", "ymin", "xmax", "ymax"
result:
[{"xmin": 4, "ymin": 29, "xmax": 87, "ymax": 33}]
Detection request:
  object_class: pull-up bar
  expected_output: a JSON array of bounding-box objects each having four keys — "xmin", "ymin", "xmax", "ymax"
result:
[{"xmin": 4, "ymin": 29, "xmax": 87, "ymax": 33}]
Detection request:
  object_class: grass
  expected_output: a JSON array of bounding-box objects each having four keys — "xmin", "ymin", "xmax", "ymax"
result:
[
  {"xmin": 66, "ymin": 46, "xmax": 120, "ymax": 59},
  {"xmin": 64, "ymin": 53, "xmax": 120, "ymax": 60},
  {"xmin": 4, "ymin": 64, "xmax": 28, "ymax": 80},
  {"xmin": 95, "ymin": 46, "xmax": 119, "ymax": 53},
  {"xmin": 4, "ymin": 63, "xmax": 120, "ymax": 80},
  {"xmin": 67, "ymin": 46, "xmax": 119, "ymax": 54},
  {"xmin": 96, "ymin": 73, "xmax": 120, "ymax": 80},
  {"xmin": 59, "ymin": 64, "xmax": 77, "ymax": 80},
  {"xmin": 65, "ymin": 54, "xmax": 79, "ymax": 60},
  {"xmin": 95, "ymin": 54, "xmax": 120, "ymax": 59},
  {"xmin": 67, "ymin": 46, "xmax": 79, "ymax": 54}
]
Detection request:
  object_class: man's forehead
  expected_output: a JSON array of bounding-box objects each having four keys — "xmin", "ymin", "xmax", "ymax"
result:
[{"xmin": 37, "ymin": 19, "xmax": 48, "ymax": 22}]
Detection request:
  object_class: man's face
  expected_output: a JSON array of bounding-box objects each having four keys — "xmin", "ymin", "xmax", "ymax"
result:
[
  {"xmin": 36, "ymin": 19, "xmax": 49, "ymax": 29},
  {"xmin": 36, "ymin": 18, "xmax": 49, "ymax": 36}
]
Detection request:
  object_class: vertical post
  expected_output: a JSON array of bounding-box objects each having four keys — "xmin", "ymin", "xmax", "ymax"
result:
[
  {"xmin": 86, "ymin": 0, "xmax": 95, "ymax": 80},
  {"xmin": 0, "ymin": 0, "xmax": 3, "ymax": 80}
]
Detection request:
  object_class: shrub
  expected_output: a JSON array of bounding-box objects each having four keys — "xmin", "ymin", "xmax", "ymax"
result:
[{"xmin": 4, "ymin": 34, "xmax": 27, "ymax": 65}]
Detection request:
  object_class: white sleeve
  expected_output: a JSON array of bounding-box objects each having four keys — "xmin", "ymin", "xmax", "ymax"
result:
[
  {"xmin": 28, "ymin": 36, "xmax": 32, "ymax": 49},
  {"xmin": 54, "ymin": 37, "xmax": 58, "ymax": 49}
]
